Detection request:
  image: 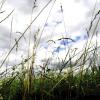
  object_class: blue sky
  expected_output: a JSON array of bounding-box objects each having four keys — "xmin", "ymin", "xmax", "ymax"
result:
[{"xmin": 0, "ymin": 0, "xmax": 100, "ymax": 72}]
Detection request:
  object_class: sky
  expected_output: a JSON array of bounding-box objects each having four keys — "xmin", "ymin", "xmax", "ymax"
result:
[{"xmin": 0, "ymin": 0, "xmax": 100, "ymax": 73}]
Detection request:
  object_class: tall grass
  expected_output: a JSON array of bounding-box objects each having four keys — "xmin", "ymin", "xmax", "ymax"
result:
[{"xmin": 0, "ymin": 0, "xmax": 100, "ymax": 100}]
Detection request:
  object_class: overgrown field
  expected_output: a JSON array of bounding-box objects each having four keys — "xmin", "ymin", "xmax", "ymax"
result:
[
  {"xmin": 1, "ymin": 67, "xmax": 100, "ymax": 100},
  {"xmin": 0, "ymin": 0, "xmax": 100, "ymax": 100}
]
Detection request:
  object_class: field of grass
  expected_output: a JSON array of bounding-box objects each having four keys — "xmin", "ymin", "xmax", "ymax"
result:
[
  {"xmin": 0, "ymin": 0, "xmax": 100, "ymax": 100},
  {"xmin": 0, "ymin": 66, "xmax": 100, "ymax": 100}
]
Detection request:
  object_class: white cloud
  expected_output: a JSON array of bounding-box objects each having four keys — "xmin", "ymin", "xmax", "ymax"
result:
[{"xmin": 1, "ymin": 0, "xmax": 100, "ymax": 73}]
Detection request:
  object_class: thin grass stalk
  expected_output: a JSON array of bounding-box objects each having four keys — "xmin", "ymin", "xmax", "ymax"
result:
[{"xmin": 0, "ymin": 0, "xmax": 53, "ymax": 68}]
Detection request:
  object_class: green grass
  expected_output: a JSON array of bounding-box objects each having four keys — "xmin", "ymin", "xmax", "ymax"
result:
[{"xmin": 0, "ymin": 68, "xmax": 100, "ymax": 100}]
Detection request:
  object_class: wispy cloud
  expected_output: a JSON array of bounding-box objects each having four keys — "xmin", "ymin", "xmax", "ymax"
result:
[{"xmin": 0, "ymin": 0, "xmax": 100, "ymax": 70}]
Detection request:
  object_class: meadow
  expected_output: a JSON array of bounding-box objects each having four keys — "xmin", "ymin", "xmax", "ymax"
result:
[{"xmin": 0, "ymin": 0, "xmax": 100, "ymax": 100}]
